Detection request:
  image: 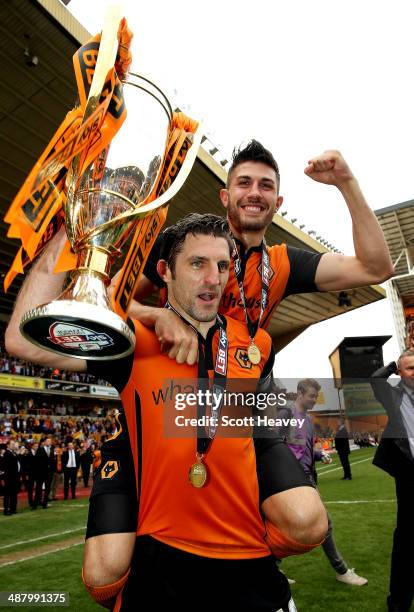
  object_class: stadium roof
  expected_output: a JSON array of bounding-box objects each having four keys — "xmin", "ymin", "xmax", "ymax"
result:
[
  {"xmin": 0, "ymin": 0, "xmax": 386, "ymax": 350},
  {"xmin": 375, "ymin": 199, "xmax": 414, "ymax": 308}
]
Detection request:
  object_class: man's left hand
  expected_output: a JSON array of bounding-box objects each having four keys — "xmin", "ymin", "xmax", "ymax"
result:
[{"xmin": 304, "ymin": 150, "xmax": 354, "ymax": 188}]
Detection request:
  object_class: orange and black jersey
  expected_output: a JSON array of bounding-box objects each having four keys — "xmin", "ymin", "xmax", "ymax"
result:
[
  {"xmin": 144, "ymin": 235, "xmax": 322, "ymax": 330},
  {"xmin": 87, "ymin": 316, "xmax": 310, "ymax": 560}
]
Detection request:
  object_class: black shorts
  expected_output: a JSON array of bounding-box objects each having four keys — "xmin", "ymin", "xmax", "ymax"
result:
[{"xmin": 116, "ymin": 535, "xmax": 295, "ymax": 612}]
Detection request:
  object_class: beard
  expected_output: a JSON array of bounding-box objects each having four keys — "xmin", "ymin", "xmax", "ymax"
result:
[
  {"xmin": 227, "ymin": 199, "xmax": 275, "ymax": 233},
  {"xmin": 169, "ymin": 284, "xmax": 219, "ymax": 324},
  {"xmin": 186, "ymin": 305, "xmax": 217, "ymax": 323}
]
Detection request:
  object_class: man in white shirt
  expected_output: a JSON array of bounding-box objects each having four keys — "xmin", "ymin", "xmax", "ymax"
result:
[{"xmin": 62, "ymin": 442, "xmax": 80, "ymax": 500}]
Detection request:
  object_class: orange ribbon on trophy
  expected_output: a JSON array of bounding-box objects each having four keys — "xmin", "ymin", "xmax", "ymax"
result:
[
  {"xmin": 3, "ymin": 19, "xmax": 133, "ymax": 291},
  {"xmin": 111, "ymin": 111, "xmax": 199, "ymax": 319},
  {"xmin": 4, "ymin": 14, "xmax": 201, "ymax": 327}
]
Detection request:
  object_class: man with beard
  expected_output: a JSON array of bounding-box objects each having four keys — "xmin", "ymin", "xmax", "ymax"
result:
[
  {"xmin": 6, "ymin": 215, "xmax": 327, "ymax": 611},
  {"xmin": 123, "ymin": 141, "xmax": 393, "ymax": 365}
]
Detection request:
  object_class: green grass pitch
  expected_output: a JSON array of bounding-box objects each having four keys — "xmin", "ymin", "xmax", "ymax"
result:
[{"xmin": 0, "ymin": 447, "xmax": 396, "ymax": 611}]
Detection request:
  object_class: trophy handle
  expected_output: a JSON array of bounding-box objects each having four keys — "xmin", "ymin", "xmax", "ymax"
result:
[
  {"xmin": 65, "ymin": 3, "xmax": 123, "ymax": 247},
  {"xmin": 76, "ymin": 121, "xmax": 204, "ymax": 248},
  {"xmin": 85, "ymin": 5, "xmax": 122, "ymax": 105}
]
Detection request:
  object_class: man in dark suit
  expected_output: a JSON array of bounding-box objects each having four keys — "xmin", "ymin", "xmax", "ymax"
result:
[
  {"xmin": 2, "ymin": 439, "xmax": 20, "ymax": 515},
  {"xmin": 371, "ymin": 349, "xmax": 414, "ymax": 612},
  {"xmin": 62, "ymin": 442, "xmax": 80, "ymax": 500},
  {"xmin": 79, "ymin": 441, "xmax": 93, "ymax": 488},
  {"xmin": 334, "ymin": 417, "xmax": 352, "ymax": 480},
  {"xmin": 23, "ymin": 442, "xmax": 39, "ymax": 507},
  {"xmin": 33, "ymin": 437, "xmax": 55, "ymax": 509}
]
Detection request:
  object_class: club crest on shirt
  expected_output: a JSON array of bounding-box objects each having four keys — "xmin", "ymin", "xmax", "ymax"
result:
[
  {"xmin": 256, "ymin": 260, "xmax": 275, "ymax": 282},
  {"xmin": 101, "ymin": 460, "xmax": 119, "ymax": 480},
  {"xmin": 234, "ymin": 347, "xmax": 252, "ymax": 370}
]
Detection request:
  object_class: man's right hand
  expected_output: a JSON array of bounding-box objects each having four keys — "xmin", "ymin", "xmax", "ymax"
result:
[
  {"xmin": 154, "ymin": 309, "xmax": 198, "ymax": 365},
  {"xmin": 112, "ymin": 272, "xmax": 199, "ymax": 365}
]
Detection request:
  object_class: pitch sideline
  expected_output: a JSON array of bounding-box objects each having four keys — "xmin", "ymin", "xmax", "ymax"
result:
[{"xmin": 0, "ymin": 527, "xmax": 85, "ymax": 551}]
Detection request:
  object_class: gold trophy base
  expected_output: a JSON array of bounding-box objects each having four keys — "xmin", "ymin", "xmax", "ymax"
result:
[{"xmin": 20, "ymin": 252, "xmax": 135, "ymax": 361}]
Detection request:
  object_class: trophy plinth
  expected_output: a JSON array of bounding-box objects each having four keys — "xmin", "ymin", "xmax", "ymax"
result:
[{"xmin": 20, "ymin": 248, "xmax": 135, "ymax": 360}]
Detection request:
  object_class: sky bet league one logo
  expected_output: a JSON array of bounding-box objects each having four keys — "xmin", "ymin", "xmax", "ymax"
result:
[{"xmin": 48, "ymin": 322, "xmax": 114, "ymax": 352}]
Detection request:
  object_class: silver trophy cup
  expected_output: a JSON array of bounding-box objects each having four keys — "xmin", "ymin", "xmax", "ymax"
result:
[{"xmin": 20, "ymin": 74, "xmax": 174, "ymax": 360}]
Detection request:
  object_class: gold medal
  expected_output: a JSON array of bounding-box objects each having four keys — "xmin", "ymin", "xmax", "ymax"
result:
[
  {"xmin": 247, "ymin": 342, "xmax": 261, "ymax": 365},
  {"xmin": 189, "ymin": 455, "xmax": 208, "ymax": 488}
]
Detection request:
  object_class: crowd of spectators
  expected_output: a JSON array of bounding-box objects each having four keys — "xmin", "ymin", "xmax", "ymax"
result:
[
  {"xmin": 0, "ymin": 413, "xmax": 117, "ymax": 443},
  {"xmin": 0, "ymin": 427, "xmax": 110, "ymax": 513},
  {"xmin": 0, "ymin": 395, "xmax": 116, "ymax": 417},
  {"xmin": 0, "ymin": 410, "xmax": 119, "ymax": 512},
  {"xmin": 352, "ymin": 431, "xmax": 379, "ymax": 447},
  {"xmin": 1, "ymin": 329, "xmax": 119, "ymax": 418},
  {"xmin": 313, "ymin": 423, "xmax": 380, "ymax": 448},
  {"xmin": 0, "ymin": 349, "xmax": 110, "ymax": 386}
]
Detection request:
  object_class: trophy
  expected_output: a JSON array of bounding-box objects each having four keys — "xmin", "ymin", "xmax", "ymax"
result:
[{"xmin": 13, "ymin": 11, "xmax": 202, "ymax": 361}]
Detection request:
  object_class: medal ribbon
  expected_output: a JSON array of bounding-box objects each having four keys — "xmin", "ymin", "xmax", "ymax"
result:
[
  {"xmin": 231, "ymin": 238, "xmax": 270, "ymax": 342},
  {"xmin": 165, "ymin": 302, "xmax": 228, "ymax": 455}
]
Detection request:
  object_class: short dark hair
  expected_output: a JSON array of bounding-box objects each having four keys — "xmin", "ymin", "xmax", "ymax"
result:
[
  {"xmin": 227, "ymin": 140, "xmax": 280, "ymax": 188},
  {"xmin": 160, "ymin": 213, "xmax": 232, "ymax": 275}
]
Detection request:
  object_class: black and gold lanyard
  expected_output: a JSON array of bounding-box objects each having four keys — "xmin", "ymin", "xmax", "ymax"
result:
[
  {"xmin": 165, "ymin": 302, "xmax": 228, "ymax": 488},
  {"xmin": 230, "ymin": 238, "xmax": 270, "ymax": 365}
]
